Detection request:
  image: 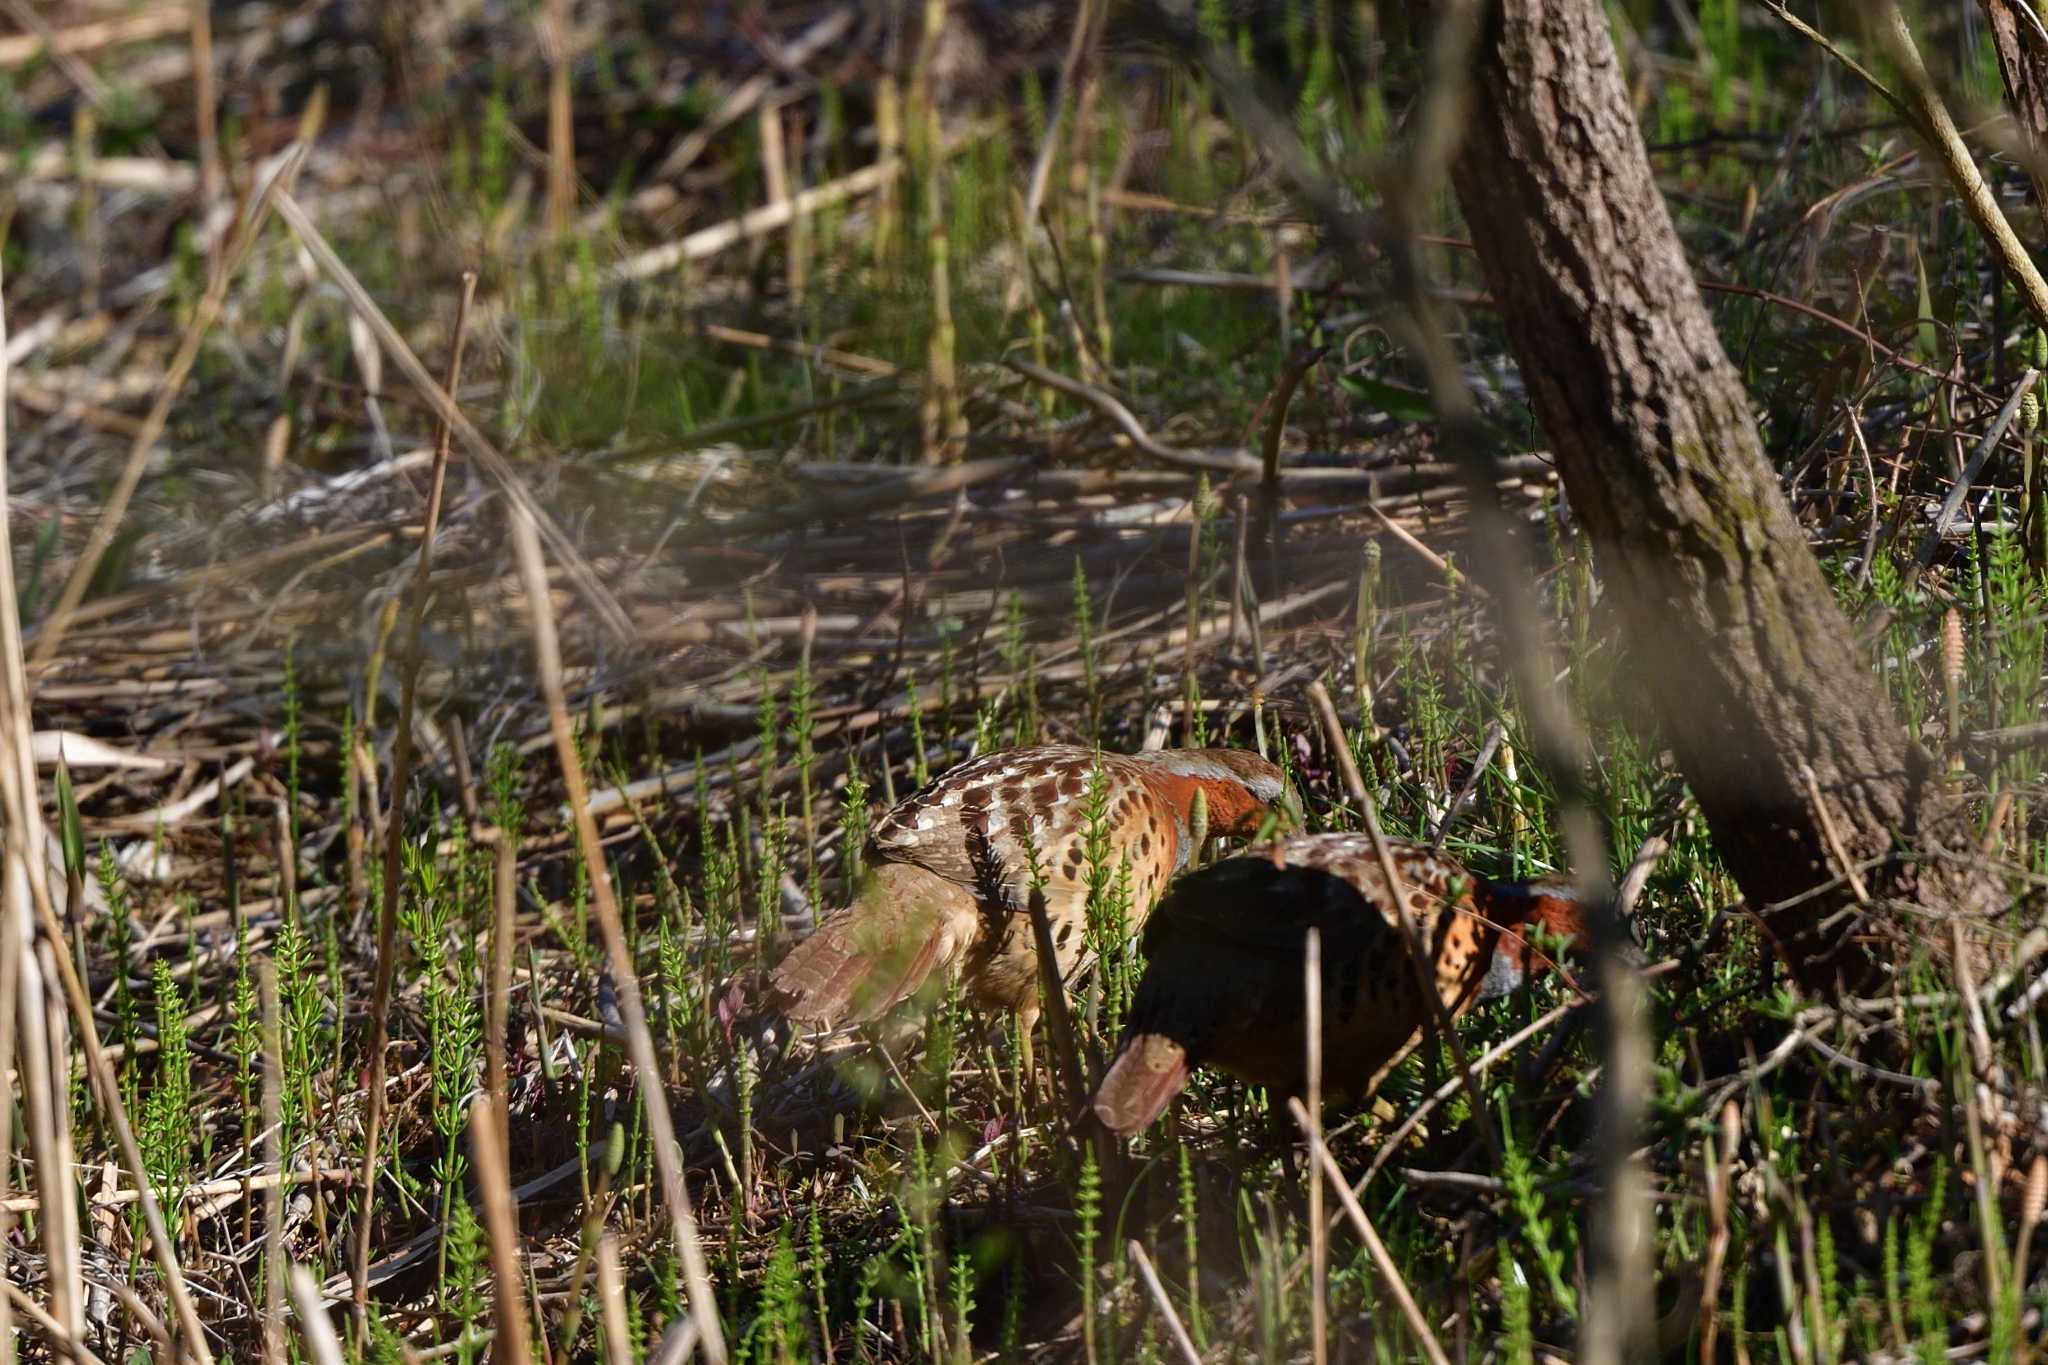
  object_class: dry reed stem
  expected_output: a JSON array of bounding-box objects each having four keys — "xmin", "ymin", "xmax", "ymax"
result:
[
  {"xmin": 1305, "ymin": 926, "xmax": 1327, "ymax": 1365},
  {"xmin": 543, "ymin": 0, "xmax": 573, "ymax": 237},
  {"xmin": 616, "ymin": 140, "xmax": 1021, "ymax": 281},
  {"xmin": 596, "ymin": 1234, "xmax": 635, "ymax": 1365},
  {"xmin": 1012, "ymin": 0, "xmax": 1095, "ymax": 311},
  {"xmin": 1363, "ymin": 501, "xmax": 1470, "ymax": 588},
  {"xmin": 287, "ymin": 1268, "xmax": 348, "ymax": 1365},
  {"xmin": 1286, "ymin": 1098, "xmax": 1452, "ymax": 1365},
  {"xmin": 1, "ymin": 1280, "xmax": 109, "ymax": 1365},
  {"xmin": 1204, "ymin": 2, "xmax": 1652, "ymax": 1350},
  {"xmin": 0, "ymin": 259, "xmax": 214, "ymax": 1362},
  {"xmin": 1868, "ymin": 3, "xmax": 2048, "ymax": 335},
  {"xmin": 1799, "ymin": 762, "xmax": 1871, "ymax": 906},
  {"xmin": 32, "ymin": 141, "xmax": 308, "ymax": 671},
  {"xmin": 270, "ymin": 189, "xmax": 634, "ymax": 641},
  {"xmin": 1698, "ymin": 1099, "xmax": 1740, "ymax": 1365},
  {"xmin": 506, "ymin": 502, "xmax": 727, "ymax": 1362},
  {"xmin": 0, "ymin": 0, "xmax": 113, "ymax": 111},
  {"xmin": 1901, "ymin": 368, "xmax": 2040, "ymax": 594},
  {"xmin": 1125, "ymin": 1240, "xmax": 1203, "ymax": 1365},
  {"xmin": 187, "ymin": 0, "xmax": 220, "ymax": 211},
  {"xmin": 351, "ymin": 270, "xmax": 478, "ymax": 1327},
  {"xmin": 470, "ymin": 1097, "xmax": 534, "ymax": 1365},
  {"xmin": 0, "ymin": 7, "xmax": 187, "ymax": 66},
  {"xmin": 488, "ymin": 833, "xmax": 518, "ymax": 1136},
  {"xmin": 1255, "ymin": 344, "xmax": 1327, "ymax": 596}
]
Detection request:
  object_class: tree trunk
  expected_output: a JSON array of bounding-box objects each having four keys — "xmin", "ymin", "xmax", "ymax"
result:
[
  {"xmin": 1978, "ymin": 0, "xmax": 2048, "ymax": 214},
  {"xmin": 1441, "ymin": 0, "xmax": 2002, "ymax": 994}
]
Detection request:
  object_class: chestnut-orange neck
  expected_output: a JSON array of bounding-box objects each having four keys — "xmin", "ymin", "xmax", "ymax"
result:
[
  {"xmin": 1142, "ymin": 770, "xmax": 1271, "ymax": 840},
  {"xmin": 1474, "ymin": 881, "xmax": 1589, "ymax": 967}
]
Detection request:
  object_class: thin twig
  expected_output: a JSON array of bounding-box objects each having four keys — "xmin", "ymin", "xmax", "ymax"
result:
[
  {"xmin": 287, "ymin": 1268, "xmax": 348, "ymax": 1365},
  {"xmin": 1697, "ymin": 1099, "xmax": 1739, "ymax": 1365},
  {"xmin": 0, "ymin": 257, "xmax": 215, "ymax": 1364},
  {"xmin": 470, "ymin": 1098, "xmax": 533, "ymax": 1365},
  {"xmin": 1256, "ymin": 344, "xmax": 1328, "ymax": 596},
  {"xmin": 270, "ymin": 190, "xmax": 634, "ymax": 642},
  {"xmin": 352, "ymin": 270, "xmax": 478, "ymax": 1330},
  {"xmin": 506, "ymin": 503, "xmax": 727, "ymax": 1362},
  {"xmin": 1287, "ymin": 1098, "xmax": 1452, "ymax": 1365},
  {"xmin": 1006, "ymin": 359, "xmax": 1261, "ymax": 474},
  {"xmin": 1901, "ymin": 367, "xmax": 2040, "ymax": 593},
  {"xmin": 1126, "ymin": 1241, "xmax": 1203, "ymax": 1365},
  {"xmin": 596, "ymin": 1235, "xmax": 635, "ymax": 1365},
  {"xmin": 1800, "ymin": 762, "xmax": 1871, "ymax": 905},
  {"xmin": 1870, "ymin": 1, "xmax": 2048, "ymax": 335},
  {"xmin": 1, "ymin": 1281, "xmax": 109, "ymax": 1365}
]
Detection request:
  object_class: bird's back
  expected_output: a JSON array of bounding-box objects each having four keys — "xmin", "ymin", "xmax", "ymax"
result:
[{"xmin": 1117, "ymin": 836, "xmax": 1500, "ymax": 1102}]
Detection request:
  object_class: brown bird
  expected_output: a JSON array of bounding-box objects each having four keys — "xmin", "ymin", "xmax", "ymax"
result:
[
  {"xmin": 1091, "ymin": 833, "xmax": 1589, "ymax": 1136},
  {"xmin": 769, "ymin": 745, "xmax": 1293, "ymax": 1060}
]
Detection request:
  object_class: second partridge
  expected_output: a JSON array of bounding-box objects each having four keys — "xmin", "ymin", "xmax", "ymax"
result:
[
  {"xmin": 770, "ymin": 744, "xmax": 1293, "ymax": 1052},
  {"xmin": 1091, "ymin": 833, "xmax": 1588, "ymax": 1135}
]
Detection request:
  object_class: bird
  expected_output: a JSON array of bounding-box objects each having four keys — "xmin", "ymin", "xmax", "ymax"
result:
[
  {"xmin": 1090, "ymin": 833, "xmax": 1589, "ymax": 1136},
  {"xmin": 768, "ymin": 744, "xmax": 1294, "ymax": 1066}
]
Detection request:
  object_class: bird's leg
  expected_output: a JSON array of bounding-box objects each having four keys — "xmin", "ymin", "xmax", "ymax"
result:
[{"xmin": 1017, "ymin": 996, "xmax": 1042, "ymax": 1110}]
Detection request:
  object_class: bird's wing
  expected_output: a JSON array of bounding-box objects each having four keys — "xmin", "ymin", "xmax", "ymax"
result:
[{"xmin": 868, "ymin": 746, "xmax": 1162, "ymax": 910}]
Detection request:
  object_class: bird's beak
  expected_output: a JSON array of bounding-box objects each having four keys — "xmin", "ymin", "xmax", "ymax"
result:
[{"xmin": 1278, "ymin": 786, "xmax": 1306, "ymax": 831}]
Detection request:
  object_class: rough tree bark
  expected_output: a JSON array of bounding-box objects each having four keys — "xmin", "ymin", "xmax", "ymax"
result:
[
  {"xmin": 1977, "ymin": 0, "xmax": 2048, "ymax": 214},
  {"xmin": 1440, "ymin": 0, "xmax": 2004, "ymax": 994}
]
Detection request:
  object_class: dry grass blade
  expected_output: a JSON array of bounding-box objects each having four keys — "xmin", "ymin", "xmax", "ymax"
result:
[
  {"xmin": 543, "ymin": 0, "xmax": 574, "ymax": 237},
  {"xmin": 1698, "ymin": 1099, "xmax": 1740, "ymax": 1365},
  {"xmin": 287, "ymin": 1267, "xmax": 349, "ymax": 1365},
  {"xmin": 1901, "ymin": 367, "xmax": 2039, "ymax": 593},
  {"xmin": 1868, "ymin": 2, "xmax": 2048, "ymax": 335},
  {"xmin": 0, "ymin": 259, "xmax": 214, "ymax": 1363},
  {"xmin": 506, "ymin": 501, "xmax": 727, "ymax": 1363},
  {"xmin": 269, "ymin": 190, "xmax": 634, "ymax": 642},
  {"xmin": 1286, "ymin": 1097, "xmax": 1451, "ymax": 1365},
  {"xmin": 1125, "ymin": 1240, "xmax": 1203, "ymax": 1365},
  {"xmin": 487, "ymin": 831, "xmax": 517, "ymax": 1133},
  {"xmin": 187, "ymin": 0, "xmax": 220, "ymax": 211},
  {"xmin": 2, "ymin": 1280, "xmax": 109, "ymax": 1365},
  {"xmin": 352, "ymin": 270, "xmax": 478, "ymax": 1328},
  {"xmin": 31, "ymin": 140, "xmax": 308, "ymax": 671},
  {"xmin": 597, "ymin": 1234, "xmax": 635, "ymax": 1365},
  {"xmin": 470, "ymin": 1097, "xmax": 534, "ymax": 1365}
]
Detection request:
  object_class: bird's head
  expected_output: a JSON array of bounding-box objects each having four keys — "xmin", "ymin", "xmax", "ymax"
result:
[
  {"xmin": 1473, "ymin": 880, "xmax": 1591, "ymax": 1000},
  {"xmin": 1131, "ymin": 747, "xmax": 1298, "ymax": 843}
]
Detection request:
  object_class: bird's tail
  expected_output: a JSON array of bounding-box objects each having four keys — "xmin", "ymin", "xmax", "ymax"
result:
[
  {"xmin": 769, "ymin": 862, "xmax": 966, "ymax": 1027},
  {"xmin": 1091, "ymin": 1033, "xmax": 1192, "ymax": 1136}
]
